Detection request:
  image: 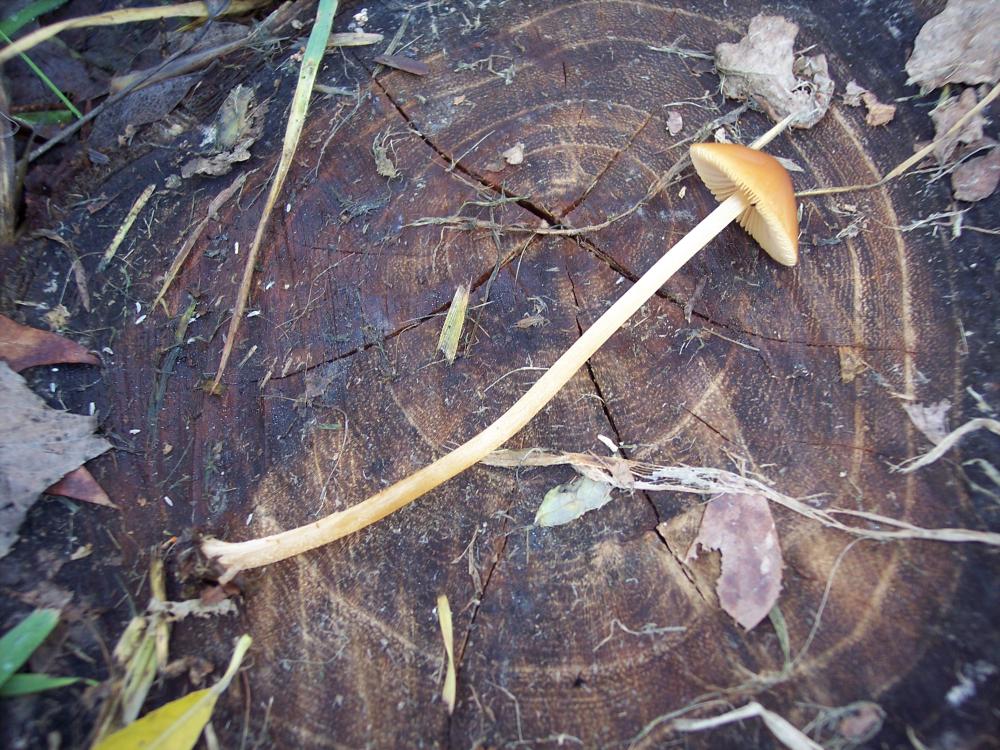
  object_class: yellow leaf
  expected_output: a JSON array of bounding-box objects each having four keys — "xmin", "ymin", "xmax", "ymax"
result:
[{"xmin": 93, "ymin": 635, "xmax": 251, "ymax": 750}]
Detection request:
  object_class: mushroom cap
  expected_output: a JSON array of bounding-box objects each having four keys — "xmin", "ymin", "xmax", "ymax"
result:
[{"xmin": 689, "ymin": 143, "xmax": 799, "ymax": 266}]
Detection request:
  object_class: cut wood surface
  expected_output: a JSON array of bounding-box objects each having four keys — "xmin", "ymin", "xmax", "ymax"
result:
[{"xmin": 3, "ymin": 1, "xmax": 997, "ymax": 748}]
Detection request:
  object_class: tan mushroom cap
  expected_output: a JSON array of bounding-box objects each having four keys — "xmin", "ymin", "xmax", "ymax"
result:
[{"xmin": 689, "ymin": 143, "xmax": 799, "ymax": 266}]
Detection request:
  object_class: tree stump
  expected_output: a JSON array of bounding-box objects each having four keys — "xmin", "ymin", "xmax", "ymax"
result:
[{"xmin": 5, "ymin": 1, "xmax": 997, "ymax": 747}]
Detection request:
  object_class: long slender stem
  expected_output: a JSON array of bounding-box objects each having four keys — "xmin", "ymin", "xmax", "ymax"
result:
[{"xmin": 203, "ymin": 193, "xmax": 748, "ymax": 578}]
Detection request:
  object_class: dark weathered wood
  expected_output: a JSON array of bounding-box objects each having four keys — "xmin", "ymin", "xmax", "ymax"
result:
[{"xmin": 3, "ymin": 0, "xmax": 997, "ymax": 747}]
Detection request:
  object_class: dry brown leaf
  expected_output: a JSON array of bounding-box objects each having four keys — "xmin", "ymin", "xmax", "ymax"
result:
[
  {"xmin": 903, "ymin": 399, "xmax": 952, "ymax": 445},
  {"xmin": 90, "ymin": 75, "xmax": 200, "ymax": 149},
  {"xmin": 930, "ymin": 88, "xmax": 986, "ymax": 162},
  {"xmin": 0, "ymin": 363, "xmax": 111, "ymax": 558},
  {"xmin": 843, "ymin": 80, "xmax": 867, "ymax": 107},
  {"xmin": 502, "ymin": 142, "xmax": 525, "ymax": 165},
  {"xmin": 685, "ymin": 493, "xmax": 782, "ymax": 630},
  {"xmin": 861, "ymin": 92, "xmax": 896, "ymax": 127},
  {"xmin": 905, "ymin": 0, "xmax": 1000, "ymax": 90},
  {"xmin": 0, "ymin": 314, "xmax": 99, "ymax": 371},
  {"xmin": 666, "ymin": 110, "xmax": 683, "ymax": 136},
  {"xmin": 373, "ymin": 54, "xmax": 430, "ymax": 76},
  {"xmin": 715, "ymin": 14, "xmax": 833, "ymax": 128},
  {"xmin": 181, "ymin": 86, "xmax": 265, "ymax": 179},
  {"xmin": 952, "ymin": 146, "xmax": 1000, "ymax": 202},
  {"xmin": 45, "ymin": 466, "xmax": 115, "ymax": 508}
]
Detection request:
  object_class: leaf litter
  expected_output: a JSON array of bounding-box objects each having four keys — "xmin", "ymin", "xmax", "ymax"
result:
[
  {"xmin": 685, "ymin": 492, "xmax": 782, "ymax": 631},
  {"xmin": 952, "ymin": 146, "xmax": 1000, "ymax": 202},
  {"xmin": 905, "ymin": 0, "xmax": 1000, "ymax": 90},
  {"xmin": 714, "ymin": 14, "xmax": 833, "ymax": 128},
  {"xmin": 0, "ymin": 313, "xmax": 98, "ymax": 370},
  {"xmin": 0, "ymin": 362, "xmax": 111, "ymax": 559},
  {"xmin": 180, "ymin": 84, "xmax": 266, "ymax": 178}
]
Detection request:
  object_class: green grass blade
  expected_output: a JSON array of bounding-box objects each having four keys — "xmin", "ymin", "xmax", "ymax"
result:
[
  {"xmin": 0, "ymin": 28, "xmax": 82, "ymax": 119},
  {"xmin": 0, "ymin": 609, "xmax": 61, "ymax": 687},
  {"xmin": 12, "ymin": 108, "xmax": 74, "ymax": 127},
  {"xmin": 0, "ymin": 673, "xmax": 91, "ymax": 697},
  {"xmin": 0, "ymin": 0, "xmax": 70, "ymax": 38}
]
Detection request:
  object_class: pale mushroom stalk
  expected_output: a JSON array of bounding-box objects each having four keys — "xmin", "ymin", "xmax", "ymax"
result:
[{"xmin": 203, "ymin": 116, "xmax": 800, "ymax": 580}]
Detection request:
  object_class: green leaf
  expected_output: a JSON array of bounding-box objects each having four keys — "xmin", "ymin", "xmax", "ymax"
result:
[
  {"xmin": 0, "ymin": 609, "xmax": 60, "ymax": 687},
  {"xmin": 93, "ymin": 635, "xmax": 251, "ymax": 750},
  {"xmin": 0, "ymin": 672, "xmax": 91, "ymax": 696},
  {"xmin": 0, "ymin": 0, "xmax": 70, "ymax": 38}
]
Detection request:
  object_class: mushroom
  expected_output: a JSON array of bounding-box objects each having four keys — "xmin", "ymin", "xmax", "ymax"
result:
[{"xmin": 202, "ymin": 120, "xmax": 800, "ymax": 580}]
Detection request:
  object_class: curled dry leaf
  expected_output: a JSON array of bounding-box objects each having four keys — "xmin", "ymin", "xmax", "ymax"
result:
[
  {"xmin": 502, "ymin": 142, "xmax": 525, "ymax": 165},
  {"xmin": 952, "ymin": 147, "xmax": 1000, "ymax": 202},
  {"xmin": 905, "ymin": 0, "xmax": 1000, "ymax": 90},
  {"xmin": 0, "ymin": 314, "xmax": 98, "ymax": 371},
  {"xmin": 0, "ymin": 363, "xmax": 111, "ymax": 559},
  {"xmin": 685, "ymin": 492, "xmax": 783, "ymax": 630},
  {"xmin": 181, "ymin": 85, "xmax": 265, "ymax": 178},
  {"xmin": 715, "ymin": 14, "xmax": 833, "ymax": 128},
  {"xmin": 843, "ymin": 81, "xmax": 867, "ymax": 107},
  {"xmin": 666, "ymin": 110, "xmax": 683, "ymax": 136},
  {"xmin": 861, "ymin": 92, "xmax": 896, "ymax": 127},
  {"xmin": 930, "ymin": 88, "xmax": 986, "ymax": 162}
]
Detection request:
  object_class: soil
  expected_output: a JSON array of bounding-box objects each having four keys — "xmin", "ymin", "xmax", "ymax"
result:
[{"xmin": 1, "ymin": 1, "xmax": 998, "ymax": 748}]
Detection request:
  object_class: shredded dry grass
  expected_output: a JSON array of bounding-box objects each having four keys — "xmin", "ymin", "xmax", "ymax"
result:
[{"xmin": 484, "ymin": 448, "xmax": 1000, "ymax": 547}]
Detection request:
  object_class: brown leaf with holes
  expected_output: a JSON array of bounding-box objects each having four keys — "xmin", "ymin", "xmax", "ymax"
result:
[
  {"xmin": 905, "ymin": 0, "xmax": 1000, "ymax": 90},
  {"xmin": 0, "ymin": 363, "xmax": 112, "ymax": 559},
  {"xmin": 952, "ymin": 147, "xmax": 1000, "ymax": 202},
  {"xmin": 930, "ymin": 88, "xmax": 986, "ymax": 162},
  {"xmin": 0, "ymin": 314, "xmax": 99, "ymax": 371},
  {"xmin": 686, "ymin": 493, "xmax": 783, "ymax": 630},
  {"xmin": 715, "ymin": 14, "xmax": 833, "ymax": 128}
]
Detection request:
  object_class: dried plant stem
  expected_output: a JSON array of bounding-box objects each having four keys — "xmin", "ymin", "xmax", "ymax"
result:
[
  {"xmin": 211, "ymin": 0, "xmax": 338, "ymax": 390},
  {"xmin": 153, "ymin": 173, "xmax": 246, "ymax": 314},
  {"xmin": 0, "ymin": 0, "xmax": 264, "ymax": 64}
]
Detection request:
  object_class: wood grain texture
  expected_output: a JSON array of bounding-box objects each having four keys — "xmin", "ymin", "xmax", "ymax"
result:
[{"xmin": 3, "ymin": 0, "xmax": 996, "ymax": 747}]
